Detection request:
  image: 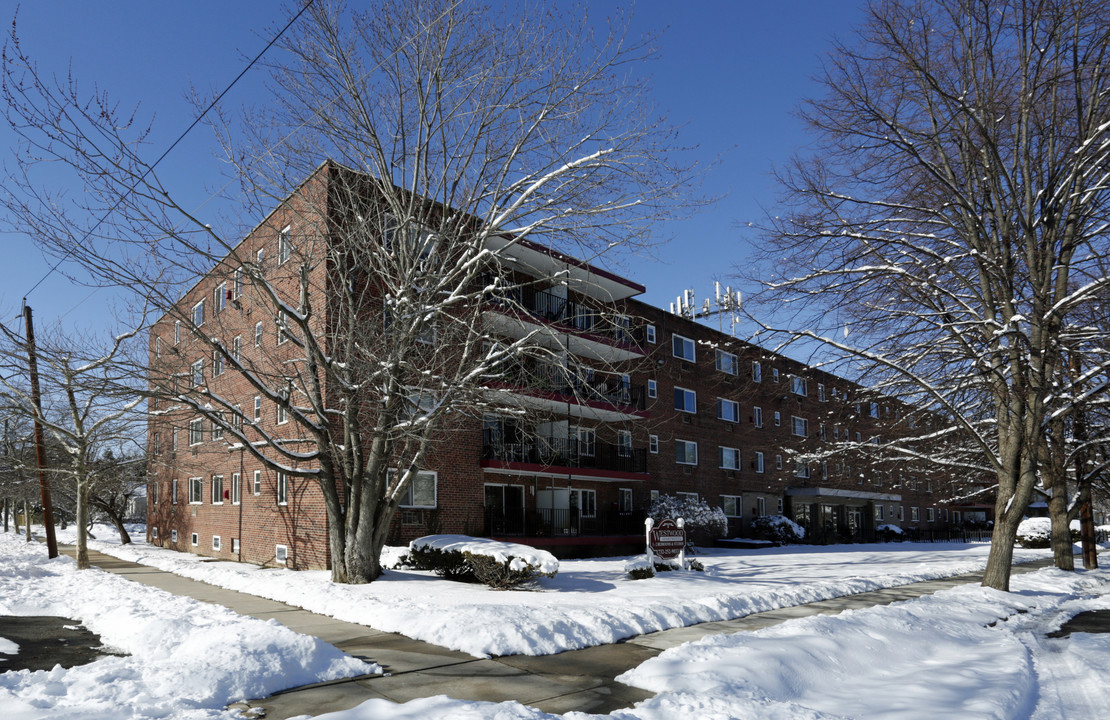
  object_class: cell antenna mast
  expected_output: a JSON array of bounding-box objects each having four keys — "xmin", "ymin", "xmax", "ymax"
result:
[{"xmin": 668, "ymin": 282, "xmax": 743, "ymax": 336}]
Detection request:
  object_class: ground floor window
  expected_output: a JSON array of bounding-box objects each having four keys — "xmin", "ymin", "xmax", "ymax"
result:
[
  {"xmin": 277, "ymin": 472, "xmax": 288, "ymax": 505},
  {"xmin": 927, "ymin": 507, "xmax": 936, "ymax": 522},
  {"xmin": 722, "ymin": 495, "xmax": 741, "ymax": 517},
  {"xmin": 212, "ymin": 536, "xmax": 221, "ymax": 551},
  {"xmin": 572, "ymin": 489, "xmax": 596, "ymax": 518},
  {"xmin": 190, "ymin": 532, "xmax": 199, "ymax": 546},
  {"xmin": 189, "ymin": 477, "xmax": 203, "ymax": 504},
  {"xmin": 875, "ymin": 504, "xmax": 884, "ymax": 521},
  {"xmin": 399, "ymin": 470, "xmax": 437, "ymax": 508},
  {"xmin": 211, "ymin": 475, "xmax": 224, "ymax": 504},
  {"xmin": 756, "ymin": 497, "xmax": 766, "ymax": 517},
  {"xmin": 618, "ymin": 488, "xmax": 633, "ymax": 513}
]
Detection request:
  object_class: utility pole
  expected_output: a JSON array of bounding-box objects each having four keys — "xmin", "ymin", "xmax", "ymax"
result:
[{"xmin": 23, "ymin": 303, "xmax": 58, "ymax": 558}]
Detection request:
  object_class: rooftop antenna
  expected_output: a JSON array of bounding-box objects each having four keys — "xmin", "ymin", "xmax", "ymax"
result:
[{"xmin": 669, "ymin": 283, "xmax": 743, "ymax": 336}]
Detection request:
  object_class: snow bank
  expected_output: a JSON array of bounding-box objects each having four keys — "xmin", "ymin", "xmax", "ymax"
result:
[
  {"xmin": 0, "ymin": 532, "xmax": 375, "ymax": 719},
  {"xmin": 410, "ymin": 535, "xmax": 559, "ymax": 575}
]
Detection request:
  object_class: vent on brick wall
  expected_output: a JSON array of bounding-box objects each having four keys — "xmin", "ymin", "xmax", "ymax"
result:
[
  {"xmin": 275, "ymin": 545, "xmax": 288, "ymax": 563},
  {"xmin": 682, "ymin": 415, "xmax": 691, "ymax": 424}
]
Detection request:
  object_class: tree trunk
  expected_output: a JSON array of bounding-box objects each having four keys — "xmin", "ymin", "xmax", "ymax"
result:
[
  {"xmin": 983, "ymin": 515, "xmax": 1020, "ymax": 591},
  {"xmin": 12, "ymin": 499, "xmax": 19, "ymax": 534},
  {"xmin": 75, "ymin": 480, "xmax": 89, "ymax": 570},
  {"xmin": 1080, "ymin": 497, "xmax": 1098, "ymax": 569},
  {"xmin": 2, "ymin": 498, "xmax": 8, "ymax": 532},
  {"xmin": 24, "ymin": 499, "xmax": 31, "ymax": 542},
  {"xmin": 1047, "ymin": 483, "xmax": 1075, "ymax": 571}
]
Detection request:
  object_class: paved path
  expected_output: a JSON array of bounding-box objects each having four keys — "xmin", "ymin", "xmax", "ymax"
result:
[{"xmin": 61, "ymin": 545, "xmax": 1056, "ymax": 719}]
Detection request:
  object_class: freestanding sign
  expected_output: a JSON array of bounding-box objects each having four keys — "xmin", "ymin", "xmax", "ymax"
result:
[{"xmin": 645, "ymin": 517, "xmax": 687, "ymax": 568}]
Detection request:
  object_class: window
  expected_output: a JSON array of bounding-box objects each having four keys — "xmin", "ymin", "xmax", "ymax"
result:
[
  {"xmin": 152, "ymin": 526, "xmax": 158, "ymax": 539},
  {"xmin": 277, "ymin": 311, "xmax": 289, "ymax": 344},
  {"xmin": 191, "ymin": 359, "xmax": 204, "ymax": 386},
  {"xmin": 647, "ymin": 379, "xmax": 657, "ymax": 398},
  {"xmin": 212, "ymin": 536, "xmax": 222, "ymax": 551},
  {"xmin": 174, "ymin": 320, "xmax": 181, "ymax": 345},
  {"xmin": 819, "ymin": 423, "xmax": 826, "ymax": 440},
  {"xmin": 277, "ymin": 403, "xmax": 289, "ymax": 425},
  {"xmin": 232, "ymin": 336, "xmax": 241, "ymax": 363},
  {"xmin": 754, "ymin": 451, "xmax": 765, "ymax": 473},
  {"xmin": 676, "ymin": 491, "xmax": 698, "ymax": 502},
  {"xmin": 150, "ymin": 482, "xmax": 159, "ymax": 506},
  {"xmin": 772, "ymin": 368, "xmax": 780, "ymax": 383},
  {"xmin": 232, "ymin": 405, "xmax": 243, "ymax": 432},
  {"xmin": 722, "ymin": 495, "xmax": 741, "ymax": 518},
  {"xmin": 172, "ymin": 479, "xmax": 178, "ymax": 505},
  {"xmin": 256, "ymin": 247, "xmax": 265, "ymax": 271},
  {"xmin": 192, "ymin": 299, "xmax": 205, "ymax": 328},
  {"xmin": 171, "ymin": 530, "xmax": 178, "ymax": 543},
  {"xmin": 234, "ymin": 267, "xmax": 243, "ymax": 299},
  {"xmin": 719, "ymin": 446, "xmax": 741, "ymax": 470},
  {"xmin": 188, "ymin": 418, "xmax": 204, "ymax": 445},
  {"xmin": 674, "ymin": 387, "xmax": 697, "ymax": 414},
  {"xmin": 717, "ymin": 398, "xmax": 740, "ymax": 423},
  {"xmin": 645, "ymin": 324, "xmax": 657, "ymax": 343},
  {"xmin": 927, "ymin": 507, "xmax": 936, "ymax": 522},
  {"xmin": 753, "ymin": 406, "xmax": 763, "ymax": 428},
  {"xmin": 232, "ymin": 473, "xmax": 241, "ymax": 505},
  {"xmin": 276, "ymin": 472, "xmax": 288, "ymax": 505},
  {"xmin": 253, "ymin": 470, "xmax": 262, "ymax": 495},
  {"xmin": 792, "ymin": 416, "xmax": 808, "ymax": 437},
  {"xmin": 773, "ymin": 411, "xmax": 781, "ymax": 427},
  {"xmin": 756, "ymin": 497, "xmax": 766, "ymax": 516},
  {"xmin": 715, "ymin": 349, "xmax": 738, "ymax": 375},
  {"xmin": 855, "ymin": 431, "xmax": 862, "ymax": 443},
  {"xmin": 153, "ymin": 432, "xmax": 161, "ymax": 456},
  {"xmin": 752, "ymin": 361, "xmax": 762, "ymax": 382},
  {"xmin": 191, "ymin": 532, "xmax": 199, "ymax": 547},
  {"xmin": 399, "ymin": 470, "xmax": 437, "ymax": 508},
  {"xmin": 649, "ymin": 434, "xmax": 659, "ymax": 454},
  {"xmin": 211, "ymin": 475, "xmax": 224, "ymax": 504},
  {"xmin": 155, "ymin": 337, "xmax": 161, "ymax": 360},
  {"xmin": 791, "ymin": 376, "xmax": 807, "ymax": 396},
  {"xmin": 911, "ymin": 507, "xmax": 920, "ymax": 522},
  {"xmin": 211, "ymin": 413, "xmax": 224, "ymax": 440},
  {"xmin": 232, "ymin": 538, "xmax": 240, "ymax": 554},
  {"xmin": 213, "ymin": 348, "xmax": 224, "ymax": 377},
  {"xmin": 573, "ymin": 489, "xmax": 597, "ymax": 518},
  {"xmin": 672, "ymin": 333, "xmax": 696, "ymax": 362},
  {"xmin": 278, "ymin": 226, "xmax": 292, "ymax": 265},
  {"xmin": 817, "ymin": 383, "xmax": 827, "ymax": 402},
  {"xmin": 775, "ymin": 454, "xmax": 783, "ymax": 470},
  {"xmin": 875, "ymin": 504, "xmax": 884, "ymax": 521},
  {"xmin": 870, "ymin": 402, "xmax": 880, "ymax": 418},
  {"xmin": 275, "ymin": 544, "xmax": 288, "ymax": 564},
  {"xmin": 254, "ymin": 321, "xmax": 263, "ymax": 347},
  {"xmin": 898, "ymin": 506, "xmax": 905, "ymax": 521},
  {"xmin": 794, "ymin": 461, "xmax": 810, "ymax": 478},
  {"xmin": 572, "ymin": 426, "xmax": 595, "ymax": 457},
  {"xmin": 214, "ymin": 283, "xmax": 227, "ymax": 315},
  {"xmin": 172, "ymin": 428, "xmax": 178, "ymax": 452},
  {"xmin": 675, "ymin": 440, "xmax": 698, "ymax": 465},
  {"xmin": 617, "ymin": 430, "xmax": 632, "ymax": 457},
  {"xmin": 253, "ymin": 396, "xmax": 262, "ymax": 422},
  {"xmin": 189, "ymin": 477, "xmax": 203, "ymax": 504},
  {"xmin": 618, "ymin": 488, "xmax": 633, "ymax": 513}
]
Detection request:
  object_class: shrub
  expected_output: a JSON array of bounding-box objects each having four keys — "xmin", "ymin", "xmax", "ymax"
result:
[
  {"xmin": 876, "ymin": 524, "xmax": 904, "ymax": 542},
  {"xmin": 1016, "ymin": 517, "xmax": 1080, "ymax": 549},
  {"xmin": 648, "ymin": 494, "xmax": 727, "ymax": 546},
  {"xmin": 751, "ymin": 515, "xmax": 805, "ymax": 544},
  {"xmin": 404, "ymin": 535, "xmax": 558, "ymax": 589},
  {"xmin": 624, "ymin": 553, "xmax": 704, "ymax": 579}
]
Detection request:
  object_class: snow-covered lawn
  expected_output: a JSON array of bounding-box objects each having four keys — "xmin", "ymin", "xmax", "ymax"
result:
[
  {"xmin": 59, "ymin": 524, "xmax": 1052, "ymax": 658},
  {"xmin": 0, "ymin": 531, "xmax": 376, "ymax": 719}
]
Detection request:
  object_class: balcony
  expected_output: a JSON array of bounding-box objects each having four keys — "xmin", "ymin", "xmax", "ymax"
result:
[
  {"xmin": 484, "ymin": 506, "xmax": 646, "ymax": 538},
  {"xmin": 482, "ymin": 432, "xmax": 648, "ymax": 475},
  {"xmin": 501, "ymin": 358, "xmax": 646, "ymax": 412}
]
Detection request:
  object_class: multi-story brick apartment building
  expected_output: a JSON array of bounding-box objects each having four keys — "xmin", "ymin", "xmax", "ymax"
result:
[{"xmin": 146, "ymin": 164, "xmax": 963, "ymax": 570}]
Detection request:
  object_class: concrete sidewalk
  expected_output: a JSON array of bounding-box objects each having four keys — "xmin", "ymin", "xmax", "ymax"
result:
[{"xmin": 61, "ymin": 545, "xmax": 1055, "ymax": 719}]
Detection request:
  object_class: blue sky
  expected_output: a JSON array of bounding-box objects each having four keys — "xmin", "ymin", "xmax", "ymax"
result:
[{"xmin": 0, "ymin": 1, "xmax": 867, "ymax": 337}]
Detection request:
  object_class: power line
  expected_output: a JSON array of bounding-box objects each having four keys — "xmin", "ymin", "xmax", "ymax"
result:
[{"xmin": 22, "ymin": 0, "xmax": 315, "ymax": 301}]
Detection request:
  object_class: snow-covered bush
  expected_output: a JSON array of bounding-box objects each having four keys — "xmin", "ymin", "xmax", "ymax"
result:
[
  {"xmin": 648, "ymin": 494, "xmax": 727, "ymax": 546},
  {"xmin": 623, "ymin": 553, "xmax": 704, "ymax": 579},
  {"xmin": 876, "ymin": 524, "xmax": 904, "ymax": 542},
  {"xmin": 751, "ymin": 515, "xmax": 805, "ymax": 544},
  {"xmin": 403, "ymin": 535, "xmax": 558, "ymax": 588},
  {"xmin": 1016, "ymin": 517, "xmax": 1080, "ymax": 549}
]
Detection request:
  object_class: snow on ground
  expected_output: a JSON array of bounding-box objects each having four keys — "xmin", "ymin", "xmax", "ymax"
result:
[
  {"xmin": 0, "ymin": 531, "xmax": 376, "ymax": 720},
  {"xmin": 312, "ymin": 567, "xmax": 1110, "ymax": 720},
  {"xmin": 60, "ymin": 524, "xmax": 1052, "ymax": 658}
]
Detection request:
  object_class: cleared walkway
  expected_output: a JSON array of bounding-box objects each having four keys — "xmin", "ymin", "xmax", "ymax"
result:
[{"xmin": 60, "ymin": 545, "xmax": 1056, "ymax": 718}]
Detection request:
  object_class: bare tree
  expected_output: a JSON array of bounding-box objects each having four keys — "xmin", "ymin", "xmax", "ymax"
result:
[
  {"xmin": 750, "ymin": 0, "xmax": 1110, "ymax": 590},
  {"xmin": 2, "ymin": 0, "xmax": 697, "ymax": 582}
]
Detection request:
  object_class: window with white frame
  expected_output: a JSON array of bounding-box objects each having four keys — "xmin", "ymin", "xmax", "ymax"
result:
[
  {"xmin": 791, "ymin": 376, "xmax": 807, "ymax": 396},
  {"xmin": 571, "ymin": 426, "xmax": 595, "ymax": 457},
  {"xmin": 574, "ymin": 489, "xmax": 597, "ymax": 518},
  {"xmin": 174, "ymin": 320, "xmax": 181, "ymax": 345},
  {"xmin": 278, "ymin": 226, "xmax": 292, "ymax": 265},
  {"xmin": 617, "ymin": 430, "xmax": 632, "ymax": 457},
  {"xmin": 752, "ymin": 361, "xmax": 762, "ymax": 382},
  {"xmin": 649, "ymin": 434, "xmax": 659, "ymax": 454},
  {"xmin": 254, "ymin": 321, "xmax": 263, "ymax": 347},
  {"xmin": 232, "ymin": 538, "xmax": 240, "ymax": 554},
  {"xmin": 618, "ymin": 488, "xmax": 633, "ymax": 513},
  {"xmin": 232, "ymin": 335, "xmax": 241, "ymax": 363},
  {"xmin": 256, "ymin": 247, "xmax": 265, "ymax": 271},
  {"xmin": 672, "ymin": 333, "xmax": 696, "ymax": 362},
  {"xmin": 717, "ymin": 398, "xmax": 740, "ymax": 423},
  {"xmin": 232, "ymin": 404, "xmax": 242, "ymax": 432},
  {"xmin": 722, "ymin": 495, "xmax": 741, "ymax": 517},
  {"xmin": 675, "ymin": 440, "xmax": 698, "ymax": 465},
  {"xmin": 155, "ymin": 337, "xmax": 161, "ymax": 360},
  {"xmin": 191, "ymin": 359, "xmax": 204, "ymax": 386},
  {"xmin": 819, "ymin": 423, "xmax": 826, "ymax": 440},
  {"xmin": 772, "ymin": 368, "xmax": 780, "ymax": 383},
  {"xmin": 927, "ymin": 507, "xmax": 935, "ymax": 522},
  {"xmin": 253, "ymin": 470, "xmax": 261, "ymax": 495},
  {"xmin": 171, "ymin": 479, "xmax": 178, "ymax": 505},
  {"xmin": 276, "ymin": 472, "xmax": 288, "ymax": 505},
  {"xmin": 715, "ymin": 349, "xmax": 738, "ymax": 375},
  {"xmin": 150, "ymin": 481, "xmax": 159, "ymax": 505},
  {"xmin": 911, "ymin": 506, "xmax": 920, "ymax": 522},
  {"xmin": 647, "ymin": 379, "xmax": 657, "ymax": 398},
  {"xmin": 233, "ymin": 267, "xmax": 243, "ymax": 299},
  {"xmin": 645, "ymin": 324, "xmax": 656, "ymax": 343},
  {"xmin": 398, "ymin": 470, "xmax": 437, "ymax": 508},
  {"xmin": 211, "ymin": 475, "xmax": 224, "ymax": 504},
  {"xmin": 754, "ymin": 451, "xmax": 765, "ymax": 473},
  {"xmin": 214, "ymin": 283, "xmax": 227, "ymax": 315},
  {"xmin": 753, "ymin": 406, "xmax": 763, "ymax": 428},
  {"xmin": 719, "ymin": 446, "xmax": 741, "ymax": 470},
  {"xmin": 277, "ymin": 311, "xmax": 289, "ymax": 344},
  {"xmin": 277, "ymin": 403, "xmax": 289, "ymax": 425},
  {"xmin": 674, "ymin": 387, "xmax": 697, "ymax": 413},
  {"xmin": 275, "ymin": 544, "xmax": 288, "ymax": 564},
  {"xmin": 231, "ymin": 473, "xmax": 241, "ymax": 504},
  {"xmin": 172, "ymin": 428, "xmax": 178, "ymax": 451},
  {"xmin": 794, "ymin": 461, "xmax": 810, "ymax": 478},
  {"xmin": 188, "ymin": 418, "xmax": 203, "ymax": 445},
  {"xmin": 875, "ymin": 504, "xmax": 884, "ymax": 521},
  {"xmin": 775, "ymin": 454, "xmax": 783, "ymax": 470},
  {"xmin": 211, "ymin": 413, "xmax": 224, "ymax": 441},
  {"xmin": 189, "ymin": 477, "xmax": 203, "ymax": 504},
  {"xmin": 817, "ymin": 383, "xmax": 827, "ymax": 401},
  {"xmin": 171, "ymin": 530, "xmax": 178, "ymax": 543},
  {"xmin": 774, "ymin": 411, "xmax": 781, "ymax": 426},
  {"xmin": 212, "ymin": 536, "xmax": 222, "ymax": 551},
  {"xmin": 152, "ymin": 526, "xmax": 158, "ymax": 539},
  {"xmin": 192, "ymin": 299, "xmax": 205, "ymax": 327},
  {"xmin": 191, "ymin": 532, "xmax": 199, "ymax": 546},
  {"xmin": 253, "ymin": 395, "xmax": 262, "ymax": 422},
  {"xmin": 212, "ymin": 348, "xmax": 224, "ymax": 377}
]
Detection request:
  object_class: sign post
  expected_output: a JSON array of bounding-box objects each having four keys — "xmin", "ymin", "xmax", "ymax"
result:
[{"xmin": 647, "ymin": 516, "xmax": 687, "ymax": 568}]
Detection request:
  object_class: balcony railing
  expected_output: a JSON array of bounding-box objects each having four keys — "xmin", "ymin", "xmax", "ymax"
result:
[
  {"xmin": 490, "ymin": 285, "xmax": 644, "ymax": 346},
  {"xmin": 501, "ymin": 358, "xmax": 646, "ymax": 411},
  {"xmin": 482, "ymin": 432, "xmax": 648, "ymax": 473},
  {"xmin": 484, "ymin": 506, "xmax": 646, "ymax": 538}
]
